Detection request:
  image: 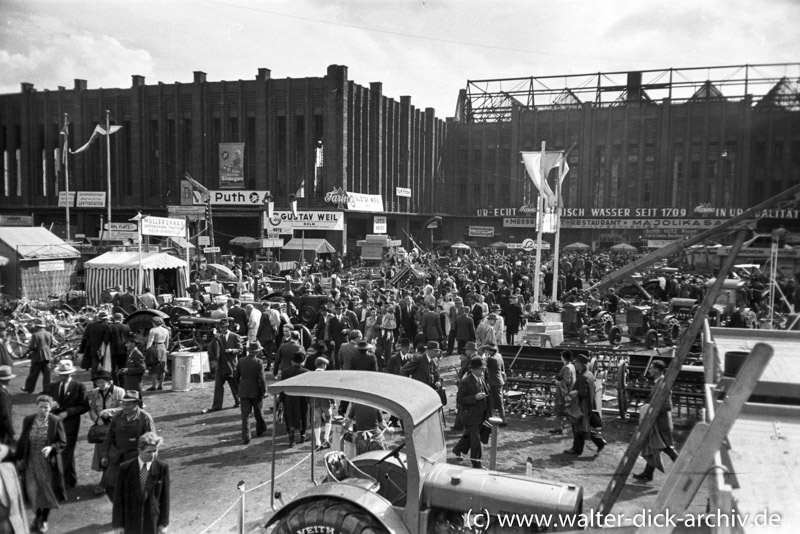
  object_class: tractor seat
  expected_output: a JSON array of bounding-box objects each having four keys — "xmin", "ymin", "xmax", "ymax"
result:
[{"xmin": 323, "ymin": 451, "xmax": 380, "ymax": 492}]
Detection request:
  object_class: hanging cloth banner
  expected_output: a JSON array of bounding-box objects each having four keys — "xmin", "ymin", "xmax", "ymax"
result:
[
  {"xmin": 521, "ymin": 151, "xmax": 565, "ymax": 210},
  {"xmin": 70, "ymin": 124, "xmax": 122, "ymax": 154}
]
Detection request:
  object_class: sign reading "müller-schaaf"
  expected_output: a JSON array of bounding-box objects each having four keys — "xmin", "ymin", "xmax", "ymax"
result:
[{"xmin": 141, "ymin": 216, "xmax": 186, "ymax": 237}]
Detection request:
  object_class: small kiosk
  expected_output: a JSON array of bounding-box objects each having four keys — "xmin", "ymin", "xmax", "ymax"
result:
[{"xmin": 357, "ymin": 234, "xmax": 402, "ymax": 262}]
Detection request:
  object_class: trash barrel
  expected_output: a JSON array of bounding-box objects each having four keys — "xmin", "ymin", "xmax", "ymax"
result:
[{"xmin": 171, "ymin": 352, "xmax": 195, "ymax": 391}]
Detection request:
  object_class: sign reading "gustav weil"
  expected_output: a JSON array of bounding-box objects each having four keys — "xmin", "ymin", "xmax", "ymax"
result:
[{"xmin": 263, "ymin": 211, "xmax": 344, "ymax": 232}]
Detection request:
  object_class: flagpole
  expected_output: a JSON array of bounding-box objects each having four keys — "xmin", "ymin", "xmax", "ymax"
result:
[
  {"xmin": 551, "ymin": 152, "xmax": 564, "ymax": 303},
  {"xmin": 106, "ymin": 110, "xmax": 112, "ymax": 226},
  {"xmin": 63, "ymin": 113, "xmax": 71, "ymax": 241},
  {"xmin": 532, "ymin": 140, "xmax": 545, "ymax": 312}
]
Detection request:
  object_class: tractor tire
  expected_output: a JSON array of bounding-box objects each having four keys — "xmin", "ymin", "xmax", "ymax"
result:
[
  {"xmin": 578, "ymin": 325, "xmax": 590, "ymax": 344},
  {"xmin": 299, "ymin": 306, "xmax": 318, "ymax": 325},
  {"xmin": 272, "ymin": 498, "xmax": 388, "ymax": 534},
  {"xmin": 645, "ymin": 330, "xmax": 658, "ymax": 349},
  {"xmin": 608, "ymin": 325, "xmax": 622, "ymax": 346}
]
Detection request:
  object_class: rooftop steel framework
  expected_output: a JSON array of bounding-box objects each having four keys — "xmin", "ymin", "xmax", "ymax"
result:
[{"xmin": 458, "ymin": 63, "xmax": 800, "ymax": 122}]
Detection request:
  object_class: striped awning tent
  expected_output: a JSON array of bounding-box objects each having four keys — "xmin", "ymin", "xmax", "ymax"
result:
[{"xmin": 84, "ymin": 252, "xmax": 189, "ymax": 305}]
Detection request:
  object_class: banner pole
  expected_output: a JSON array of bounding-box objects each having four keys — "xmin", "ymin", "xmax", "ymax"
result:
[
  {"xmin": 106, "ymin": 110, "xmax": 112, "ymax": 226},
  {"xmin": 63, "ymin": 114, "xmax": 71, "ymax": 241},
  {"xmin": 532, "ymin": 141, "xmax": 545, "ymax": 312}
]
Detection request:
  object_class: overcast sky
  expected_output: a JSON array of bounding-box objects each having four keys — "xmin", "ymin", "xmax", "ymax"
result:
[{"xmin": 2, "ymin": 0, "xmax": 798, "ymax": 117}]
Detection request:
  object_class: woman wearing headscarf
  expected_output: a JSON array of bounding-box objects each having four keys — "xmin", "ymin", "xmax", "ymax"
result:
[
  {"xmin": 145, "ymin": 317, "xmax": 170, "ymax": 391},
  {"xmin": 17, "ymin": 394, "xmax": 67, "ymax": 533}
]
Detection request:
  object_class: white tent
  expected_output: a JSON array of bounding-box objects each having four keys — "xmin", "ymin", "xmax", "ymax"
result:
[
  {"xmin": 610, "ymin": 243, "xmax": 638, "ymax": 251},
  {"xmin": 85, "ymin": 252, "xmax": 189, "ymax": 305}
]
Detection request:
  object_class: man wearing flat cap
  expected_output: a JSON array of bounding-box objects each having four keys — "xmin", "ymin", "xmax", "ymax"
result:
[
  {"xmin": 454, "ymin": 356, "xmax": 492, "ymax": 468},
  {"xmin": 234, "ymin": 341, "xmax": 268, "ymax": 444},
  {"xmin": 401, "ymin": 341, "xmax": 442, "ymax": 391},
  {"xmin": 203, "ymin": 319, "xmax": 242, "ymax": 413},
  {"xmin": 564, "ymin": 353, "xmax": 607, "ymax": 456}
]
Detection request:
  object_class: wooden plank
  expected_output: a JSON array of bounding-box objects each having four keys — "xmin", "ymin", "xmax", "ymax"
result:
[
  {"xmin": 637, "ymin": 342, "xmax": 773, "ymax": 534},
  {"xmin": 597, "ymin": 229, "xmax": 749, "ymax": 518}
]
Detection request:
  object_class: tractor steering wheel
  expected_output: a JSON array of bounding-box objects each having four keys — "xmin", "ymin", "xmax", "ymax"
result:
[{"xmin": 374, "ymin": 441, "xmax": 406, "ymax": 469}]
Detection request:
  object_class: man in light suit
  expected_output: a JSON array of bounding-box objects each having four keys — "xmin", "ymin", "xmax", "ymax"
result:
[
  {"xmin": 235, "ymin": 341, "xmax": 268, "ymax": 444},
  {"xmin": 454, "ymin": 356, "xmax": 492, "ymax": 468},
  {"xmin": 48, "ymin": 359, "xmax": 89, "ymax": 489},
  {"xmin": 113, "ymin": 432, "xmax": 169, "ymax": 534},
  {"xmin": 203, "ymin": 319, "xmax": 242, "ymax": 413}
]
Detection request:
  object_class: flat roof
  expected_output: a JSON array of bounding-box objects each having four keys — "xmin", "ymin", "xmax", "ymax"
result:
[
  {"xmin": 269, "ymin": 371, "xmax": 441, "ymax": 426},
  {"xmin": 712, "ymin": 328, "xmax": 800, "ymax": 401}
]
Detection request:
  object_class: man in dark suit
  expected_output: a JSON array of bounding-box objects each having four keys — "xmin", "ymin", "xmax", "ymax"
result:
[
  {"xmin": 119, "ymin": 286, "xmax": 138, "ymax": 315},
  {"xmin": 105, "ymin": 313, "xmax": 131, "ymax": 387},
  {"xmin": 470, "ymin": 298, "xmax": 484, "ymax": 326},
  {"xmin": 564, "ymin": 353, "xmax": 607, "ymax": 457},
  {"xmin": 350, "ymin": 341, "xmax": 378, "ymax": 372},
  {"xmin": 112, "ymin": 432, "xmax": 169, "ymax": 534},
  {"xmin": 633, "ymin": 360, "xmax": 679, "ymax": 481},
  {"xmin": 203, "ymin": 319, "xmax": 242, "ymax": 413},
  {"xmin": 484, "ymin": 344, "xmax": 507, "ymax": 426},
  {"xmin": 328, "ymin": 302, "xmax": 354, "ymax": 370},
  {"xmin": 419, "ymin": 304, "xmax": 444, "ymax": 344},
  {"xmin": 80, "ymin": 310, "xmax": 111, "ymax": 372},
  {"xmin": 235, "ymin": 341, "xmax": 268, "ymax": 444},
  {"xmin": 454, "ymin": 356, "xmax": 492, "ymax": 468},
  {"xmin": 397, "ymin": 296, "xmax": 418, "ymax": 342},
  {"xmin": 22, "ymin": 318, "xmax": 54, "ymax": 394},
  {"xmin": 400, "ymin": 341, "xmax": 441, "ymax": 390},
  {"xmin": 48, "ymin": 359, "xmax": 90, "ymax": 489},
  {"xmin": 273, "ymin": 331, "xmax": 305, "ymax": 378},
  {"xmin": 447, "ymin": 296, "xmax": 467, "ymax": 354},
  {"xmin": 0, "ymin": 366, "xmax": 15, "ymax": 445},
  {"xmin": 227, "ymin": 299, "xmax": 248, "ymax": 336},
  {"xmin": 453, "ymin": 307, "xmax": 476, "ymax": 354}
]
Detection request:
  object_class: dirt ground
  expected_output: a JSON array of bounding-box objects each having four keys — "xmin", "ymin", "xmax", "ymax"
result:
[{"xmin": 8, "ymin": 346, "xmax": 705, "ymax": 534}]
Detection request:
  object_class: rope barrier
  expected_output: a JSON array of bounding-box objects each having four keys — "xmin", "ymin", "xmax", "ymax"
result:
[{"xmin": 196, "ymin": 452, "xmax": 312, "ymax": 533}]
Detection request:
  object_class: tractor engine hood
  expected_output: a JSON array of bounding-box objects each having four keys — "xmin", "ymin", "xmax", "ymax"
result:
[{"xmin": 421, "ymin": 462, "xmax": 582, "ymax": 518}]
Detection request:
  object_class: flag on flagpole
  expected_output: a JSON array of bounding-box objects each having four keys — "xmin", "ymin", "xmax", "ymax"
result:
[
  {"xmin": 183, "ymin": 172, "xmax": 209, "ymax": 194},
  {"xmin": 70, "ymin": 124, "xmax": 122, "ymax": 154},
  {"xmin": 521, "ymin": 150, "xmax": 566, "ymax": 210}
]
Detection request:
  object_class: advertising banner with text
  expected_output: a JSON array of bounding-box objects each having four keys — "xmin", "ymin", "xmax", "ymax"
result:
[
  {"xmin": 192, "ymin": 190, "xmax": 271, "ymax": 206},
  {"xmin": 263, "ymin": 211, "xmax": 344, "ymax": 232},
  {"xmin": 218, "ymin": 143, "xmax": 245, "ymax": 189}
]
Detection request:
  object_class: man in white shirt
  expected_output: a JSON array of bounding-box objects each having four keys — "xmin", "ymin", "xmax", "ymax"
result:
[{"xmin": 246, "ymin": 304, "xmax": 262, "ymax": 343}]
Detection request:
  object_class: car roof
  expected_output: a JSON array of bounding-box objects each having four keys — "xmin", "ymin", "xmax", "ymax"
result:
[{"xmin": 270, "ymin": 371, "xmax": 442, "ymax": 426}]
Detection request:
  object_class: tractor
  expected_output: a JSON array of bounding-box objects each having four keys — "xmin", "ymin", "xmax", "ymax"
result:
[
  {"xmin": 264, "ymin": 371, "xmax": 582, "ymax": 533},
  {"xmin": 608, "ymin": 300, "xmax": 683, "ymax": 349},
  {"xmin": 562, "ymin": 300, "xmax": 616, "ymax": 344}
]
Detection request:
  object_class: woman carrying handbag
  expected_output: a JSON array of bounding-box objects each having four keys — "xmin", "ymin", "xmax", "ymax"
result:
[{"xmin": 17, "ymin": 395, "xmax": 67, "ymax": 533}]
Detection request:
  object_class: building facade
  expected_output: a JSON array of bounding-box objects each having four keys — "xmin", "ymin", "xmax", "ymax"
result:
[
  {"xmin": 442, "ymin": 64, "xmax": 800, "ymax": 248},
  {"xmin": 0, "ymin": 65, "xmax": 447, "ymax": 255}
]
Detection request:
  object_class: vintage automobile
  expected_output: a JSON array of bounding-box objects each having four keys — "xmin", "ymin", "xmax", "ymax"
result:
[
  {"xmin": 264, "ymin": 372, "xmax": 582, "ymax": 533},
  {"xmin": 692, "ymin": 278, "xmax": 751, "ymax": 327}
]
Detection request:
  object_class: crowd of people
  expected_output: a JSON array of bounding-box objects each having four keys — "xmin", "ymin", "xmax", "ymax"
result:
[{"xmin": 0, "ymin": 316, "xmax": 171, "ymax": 533}]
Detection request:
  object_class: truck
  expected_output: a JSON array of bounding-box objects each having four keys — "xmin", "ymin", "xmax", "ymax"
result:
[{"xmin": 264, "ymin": 371, "xmax": 582, "ymax": 533}]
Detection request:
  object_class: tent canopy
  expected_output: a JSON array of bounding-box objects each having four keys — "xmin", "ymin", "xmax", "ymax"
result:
[
  {"xmin": 85, "ymin": 252, "xmax": 188, "ymax": 269},
  {"xmin": 610, "ymin": 243, "xmax": 637, "ymax": 251},
  {"xmin": 564, "ymin": 242, "xmax": 591, "ymax": 250},
  {"xmin": 244, "ymin": 238, "xmax": 284, "ymax": 250},
  {"xmin": 0, "ymin": 227, "xmax": 79, "ymax": 260},
  {"xmin": 229, "ymin": 236, "xmax": 256, "ymax": 246},
  {"xmin": 487, "ymin": 241, "xmax": 507, "ymax": 249},
  {"xmin": 84, "ymin": 252, "xmax": 188, "ymax": 305},
  {"xmin": 282, "ymin": 238, "xmax": 335, "ymax": 254},
  {"xmin": 167, "ymin": 236, "xmax": 194, "ymax": 249},
  {"xmin": 451, "ymin": 242, "xmax": 471, "ymax": 250}
]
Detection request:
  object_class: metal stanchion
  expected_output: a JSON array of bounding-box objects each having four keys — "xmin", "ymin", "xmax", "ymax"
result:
[
  {"xmin": 488, "ymin": 416, "xmax": 503, "ymax": 470},
  {"xmin": 237, "ymin": 481, "xmax": 245, "ymax": 534}
]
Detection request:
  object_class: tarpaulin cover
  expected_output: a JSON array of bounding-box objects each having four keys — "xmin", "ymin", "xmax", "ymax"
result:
[{"xmin": 0, "ymin": 227, "xmax": 79, "ymax": 260}]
